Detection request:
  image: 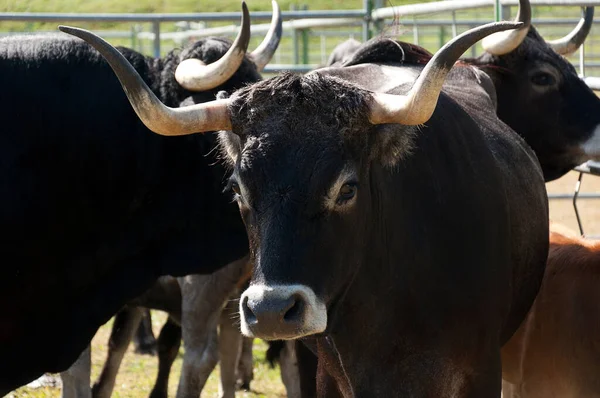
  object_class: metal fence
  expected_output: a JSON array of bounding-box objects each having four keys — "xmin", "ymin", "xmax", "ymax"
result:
[{"xmin": 4, "ymin": 0, "xmax": 600, "ymax": 73}]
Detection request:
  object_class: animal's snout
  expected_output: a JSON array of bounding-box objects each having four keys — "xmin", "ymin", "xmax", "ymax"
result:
[
  {"xmin": 243, "ymin": 291, "xmax": 305, "ymax": 325},
  {"xmin": 239, "ymin": 284, "xmax": 327, "ymax": 340}
]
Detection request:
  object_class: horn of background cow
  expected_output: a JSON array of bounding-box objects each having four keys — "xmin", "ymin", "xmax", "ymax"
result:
[
  {"xmin": 58, "ymin": 26, "xmax": 232, "ymax": 135},
  {"xmin": 547, "ymin": 7, "xmax": 594, "ymax": 55},
  {"xmin": 369, "ymin": 21, "xmax": 524, "ymax": 126},
  {"xmin": 250, "ymin": 0, "xmax": 283, "ymax": 72},
  {"xmin": 481, "ymin": 0, "xmax": 531, "ymax": 55},
  {"xmin": 174, "ymin": 2, "xmax": 251, "ymax": 92}
]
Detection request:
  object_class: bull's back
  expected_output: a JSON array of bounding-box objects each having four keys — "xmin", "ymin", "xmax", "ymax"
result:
[
  {"xmin": 443, "ymin": 67, "xmax": 549, "ymax": 345},
  {"xmin": 333, "ymin": 62, "xmax": 548, "ymax": 346}
]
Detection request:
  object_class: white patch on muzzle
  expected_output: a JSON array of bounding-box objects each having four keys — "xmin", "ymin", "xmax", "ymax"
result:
[
  {"xmin": 581, "ymin": 125, "xmax": 600, "ymax": 159},
  {"xmin": 239, "ymin": 284, "xmax": 327, "ymax": 339}
]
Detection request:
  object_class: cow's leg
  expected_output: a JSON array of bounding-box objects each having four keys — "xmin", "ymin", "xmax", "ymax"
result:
[
  {"xmin": 175, "ymin": 274, "xmax": 224, "ymax": 398},
  {"xmin": 296, "ymin": 340, "xmax": 318, "ymax": 398},
  {"xmin": 149, "ymin": 316, "xmax": 182, "ymax": 398},
  {"xmin": 279, "ymin": 340, "xmax": 301, "ymax": 398},
  {"xmin": 134, "ymin": 308, "xmax": 157, "ymax": 355},
  {"xmin": 176, "ymin": 256, "xmax": 250, "ymax": 398},
  {"xmin": 177, "ymin": 323, "xmax": 219, "ymax": 398},
  {"xmin": 218, "ymin": 297, "xmax": 243, "ymax": 398},
  {"xmin": 92, "ymin": 306, "xmax": 144, "ymax": 398},
  {"xmin": 60, "ymin": 345, "xmax": 91, "ymax": 398},
  {"xmin": 237, "ymin": 336, "xmax": 254, "ymax": 390}
]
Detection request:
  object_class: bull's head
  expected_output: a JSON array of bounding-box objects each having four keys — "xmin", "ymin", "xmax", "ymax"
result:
[
  {"xmin": 476, "ymin": 0, "xmax": 599, "ymax": 181},
  {"xmin": 59, "ymin": 15, "xmax": 521, "ymax": 340},
  {"xmin": 174, "ymin": 1, "xmax": 282, "ymax": 92}
]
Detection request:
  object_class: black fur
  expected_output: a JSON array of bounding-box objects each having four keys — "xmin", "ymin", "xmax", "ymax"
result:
[{"xmin": 0, "ymin": 34, "xmax": 258, "ymax": 392}]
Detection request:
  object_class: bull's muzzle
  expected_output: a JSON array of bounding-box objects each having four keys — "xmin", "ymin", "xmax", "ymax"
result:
[{"xmin": 239, "ymin": 284, "xmax": 327, "ymax": 340}]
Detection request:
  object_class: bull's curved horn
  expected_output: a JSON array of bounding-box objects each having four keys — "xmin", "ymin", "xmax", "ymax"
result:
[
  {"xmin": 250, "ymin": 0, "xmax": 283, "ymax": 72},
  {"xmin": 547, "ymin": 7, "xmax": 594, "ymax": 55},
  {"xmin": 59, "ymin": 25, "xmax": 231, "ymax": 135},
  {"xmin": 175, "ymin": 2, "xmax": 251, "ymax": 92},
  {"xmin": 482, "ymin": 0, "xmax": 531, "ymax": 55},
  {"xmin": 369, "ymin": 21, "xmax": 524, "ymax": 126}
]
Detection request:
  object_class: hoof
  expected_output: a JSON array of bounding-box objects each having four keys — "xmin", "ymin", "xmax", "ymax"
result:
[
  {"xmin": 134, "ymin": 342, "xmax": 157, "ymax": 356},
  {"xmin": 238, "ymin": 382, "xmax": 251, "ymax": 391}
]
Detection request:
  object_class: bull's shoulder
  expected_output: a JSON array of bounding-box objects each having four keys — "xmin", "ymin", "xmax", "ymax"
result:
[
  {"xmin": 444, "ymin": 65, "xmax": 498, "ymax": 112},
  {"xmin": 342, "ymin": 37, "xmax": 432, "ymax": 67}
]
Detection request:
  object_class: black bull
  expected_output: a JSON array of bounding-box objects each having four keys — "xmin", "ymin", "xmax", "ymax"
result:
[
  {"xmin": 0, "ymin": 18, "xmax": 276, "ymax": 392},
  {"xmin": 232, "ymin": 66, "xmax": 549, "ymax": 398},
  {"xmin": 63, "ymin": 21, "xmax": 549, "ymax": 396}
]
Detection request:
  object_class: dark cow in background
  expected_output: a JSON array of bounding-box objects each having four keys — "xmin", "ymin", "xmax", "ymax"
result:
[
  {"xmin": 0, "ymin": 2, "xmax": 282, "ymax": 393},
  {"xmin": 63, "ymin": 19, "xmax": 550, "ymax": 396},
  {"xmin": 501, "ymin": 224, "xmax": 600, "ymax": 397},
  {"xmin": 324, "ymin": 0, "xmax": 600, "ymax": 183},
  {"xmin": 469, "ymin": 2, "xmax": 600, "ymax": 181},
  {"xmin": 132, "ymin": 310, "xmax": 158, "ymax": 355},
  {"xmin": 325, "ymin": 38, "xmax": 361, "ymax": 67}
]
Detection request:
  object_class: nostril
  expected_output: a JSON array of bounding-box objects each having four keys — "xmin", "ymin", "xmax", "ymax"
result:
[
  {"xmin": 242, "ymin": 296, "xmax": 257, "ymax": 324},
  {"xmin": 283, "ymin": 294, "xmax": 304, "ymax": 322}
]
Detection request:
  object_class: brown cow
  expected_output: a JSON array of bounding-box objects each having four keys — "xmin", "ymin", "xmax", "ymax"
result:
[{"xmin": 502, "ymin": 223, "xmax": 600, "ymax": 398}]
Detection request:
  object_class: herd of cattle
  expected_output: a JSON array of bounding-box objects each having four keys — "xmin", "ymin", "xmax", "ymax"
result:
[{"xmin": 2, "ymin": 0, "xmax": 600, "ymax": 396}]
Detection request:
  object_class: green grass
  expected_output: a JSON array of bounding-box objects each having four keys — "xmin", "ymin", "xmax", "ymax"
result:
[{"xmin": 9, "ymin": 311, "xmax": 287, "ymax": 398}]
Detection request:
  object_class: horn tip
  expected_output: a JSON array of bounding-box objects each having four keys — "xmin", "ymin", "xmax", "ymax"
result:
[
  {"xmin": 241, "ymin": 1, "xmax": 249, "ymax": 19},
  {"xmin": 58, "ymin": 25, "xmax": 87, "ymax": 37}
]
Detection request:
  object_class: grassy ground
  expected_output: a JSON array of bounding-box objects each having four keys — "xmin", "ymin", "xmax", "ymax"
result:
[{"xmin": 9, "ymin": 311, "xmax": 287, "ymax": 397}]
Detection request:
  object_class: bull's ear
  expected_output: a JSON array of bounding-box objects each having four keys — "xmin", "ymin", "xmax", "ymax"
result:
[
  {"xmin": 218, "ymin": 130, "xmax": 242, "ymax": 167},
  {"xmin": 216, "ymin": 90, "xmax": 242, "ymax": 167},
  {"xmin": 372, "ymin": 123, "xmax": 418, "ymax": 168}
]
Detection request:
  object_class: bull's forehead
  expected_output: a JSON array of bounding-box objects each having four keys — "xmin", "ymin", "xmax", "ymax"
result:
[
  {"xmin": 237, "ymin": 131, "xmax": 347, "ymax": 209},
  {"xmin": 520, "ymin": 31, "xmax": 578, "ymax": 74},
  {"xmin": 228, "ymin": 73, "xmax": 372, "ymax": 192}
]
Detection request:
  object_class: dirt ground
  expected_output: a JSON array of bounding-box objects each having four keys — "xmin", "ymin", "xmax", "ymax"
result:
[{"xmin": 546, "ymin": 169, "xmax": 600, "ymax": 237}]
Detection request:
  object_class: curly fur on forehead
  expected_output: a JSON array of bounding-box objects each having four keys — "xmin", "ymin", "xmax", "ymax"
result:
[
  {"xmin": 218, "ymin": 71, "xmax": 422, "ymax": 169},
  {"xmin": 228, "ymin": 72, "xmax": 372, "ymax": 133},
  {"xmin": 218, "ymin": 72, "xmax": 374, "ymax": 167}
]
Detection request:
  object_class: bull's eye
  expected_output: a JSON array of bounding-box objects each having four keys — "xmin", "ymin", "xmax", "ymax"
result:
[
  {"xmin": 337, "ymin": 183, "xmax": 357, "ymax": 204},
  {"xmin": 531, "ymin": 72, "xmax": 556, "ymax": 87},
  {"xmin": 225, "ymin": 179, "xmax": 241, "ymax": 197}
]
